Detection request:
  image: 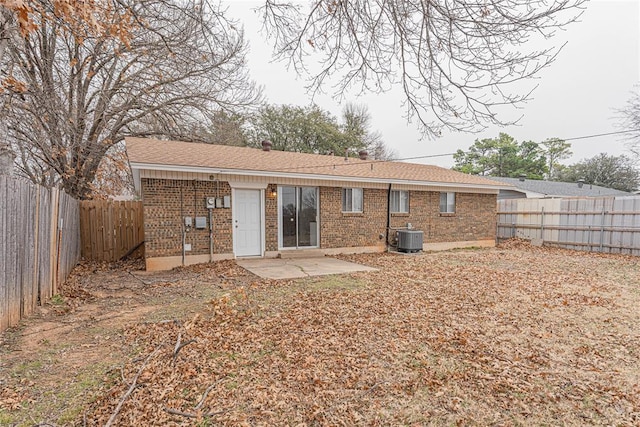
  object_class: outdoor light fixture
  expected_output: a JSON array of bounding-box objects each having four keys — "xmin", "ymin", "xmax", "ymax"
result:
[{"xmin": 270, "ymin": 189, "xmax": 277, "ymax": 198}]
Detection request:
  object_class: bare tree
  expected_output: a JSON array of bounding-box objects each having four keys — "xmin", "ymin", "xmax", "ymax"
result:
[
  {"xmin": 204, "ymin": 110, "xmax": 250, "ymax": 146},
  {"xmin": 1, "ymin": 0, "xmax": 261, "ymax": 199},
  {"xmin": 618, "ymin": 85, "xmax": 640, "ymax": 158},
  {"xmin": 0, "ymin": 9, "xmax": 18, "ymax": 82},
  {"xmin": 92, "ymin": 143, "xmax": 134, "ymax": 199},
  {"xmin": 1, "ymin": 1, "xmax": 132, "ymax": 76},
  {"xmin": 259, "ymin": 0, "xmax": 586, "ymax": 138},
  {"xmin": 341, "ymin": 102, "xmax": 396, "ymax": 160}
]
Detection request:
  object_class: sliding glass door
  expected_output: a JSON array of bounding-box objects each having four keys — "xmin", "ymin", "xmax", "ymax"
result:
[{"xmin": 279, "ymin": 186, "xmax": 319, "ymax": 249}]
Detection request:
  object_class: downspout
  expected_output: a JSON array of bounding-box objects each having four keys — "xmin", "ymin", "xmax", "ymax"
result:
[
  {"xmin": 180, "ymin": 184, "xmax": 185, "ymax": 266},
  {"xmin": 385, "ymin": 183, "xmax": 392, "ymax": 252},
  {"xmin": 208, "ymin": 208, "xmax": 213, "ymax": 262},
  {"xmin": 193, "ymin": 180, "xmax": 197, "ymax": 262},
  {"xmin": 210, "ymin": 176, "xmax": 219, "ymax": 262}
]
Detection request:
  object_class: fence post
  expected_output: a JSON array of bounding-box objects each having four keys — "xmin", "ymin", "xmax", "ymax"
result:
[
  {"xmin": 599, "ymin": 205, "xmax": 605, "ymax": 252},
  {"xmin": 608, "ymin": 209, "xmax": 613, "ymax": 254},
  {"xmin": 540, "ymin": 206, "xmax": 545, "ymax": 241}
]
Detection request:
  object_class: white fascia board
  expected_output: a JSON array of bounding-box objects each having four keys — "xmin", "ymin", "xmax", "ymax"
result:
[
  {"xmin": 525, "ymin": 190, "xmax": 546, "ymax": 198},
  {"xmin": 129, "ymin": 162, "xmax": 503, "ymax": 192},
  {"xmin": 130, "ymin": 162, "xmax": 223, "ymax": 175},
  {"xmin": 131, "ymin": 167, "xmax": 141, "ymax": 194}
]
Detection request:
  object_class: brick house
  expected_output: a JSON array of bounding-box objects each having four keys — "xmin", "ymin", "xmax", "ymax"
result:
[{"xmin": 126, "ymin": 137, "xmax": 505, "ymax": 271}]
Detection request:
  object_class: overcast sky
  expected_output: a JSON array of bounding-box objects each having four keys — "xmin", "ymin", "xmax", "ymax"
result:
[{"xmin": 226, "ymin": 0, "xmax": 640, "ymax": 168}]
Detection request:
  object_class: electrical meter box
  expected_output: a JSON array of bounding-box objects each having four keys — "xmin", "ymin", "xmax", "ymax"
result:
[{"xmin": 195, "ymin": 217, "xmax": 207, "ymax": 229}]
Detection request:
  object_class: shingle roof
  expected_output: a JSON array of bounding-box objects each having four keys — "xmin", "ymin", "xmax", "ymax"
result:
[
  {"xmin": 126, "ymin": 137, "xmax": 505, "ymax": 189},
  {"xmin": 490, "ymin": 176, "xmax": 630, "ymax": 197}
]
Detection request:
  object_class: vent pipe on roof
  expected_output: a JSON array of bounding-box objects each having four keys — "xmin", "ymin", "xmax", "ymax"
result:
[
  {"xmin": 358, "ymin": 150, "xmax": 368, "ymax": 160},
  {"xmin": 577, "ymin": 179, "xmax": 585, "ymax": 188},
  {"xmin": 261, "ymin": 140, "xmax": 272, "ymax": 151},
  {"xmin": 518, "ymin": 174, "xmax": 526, "ymax": 182}
]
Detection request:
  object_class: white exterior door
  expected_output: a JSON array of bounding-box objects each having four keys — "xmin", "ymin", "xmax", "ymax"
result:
[{"xmin": 234, "ymin": 189, "xmax": 262, "ymax": 257}]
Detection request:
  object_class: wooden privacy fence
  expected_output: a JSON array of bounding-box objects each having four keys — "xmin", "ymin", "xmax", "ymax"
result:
[
  {"xmin": 1, "ymin": 176, "xmax": 80, "ymax": 331},
  {"xmin": 497, "ymin": 196, "xmax": 640, "ymax": 255},
  {"xmin": 80, "ymin": 200, "xmax": 143, "ymax": 262}
]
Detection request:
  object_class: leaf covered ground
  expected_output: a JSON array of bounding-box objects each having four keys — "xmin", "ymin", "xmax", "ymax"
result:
[{"xmin": 2, "ymin": 241, "xmax": 640, "ymax": 426}]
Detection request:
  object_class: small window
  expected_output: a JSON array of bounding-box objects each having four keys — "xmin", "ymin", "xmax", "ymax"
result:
[
  {"xmin": 390, "ymin": 190, "xmax": 409, "ymax": 213},
  {"xmin": 342, "ymin": 188, "xmax": 363, "ymax": 212},
  {"xmin": 440, "ymin": 192, "xmax": 456, "ymax": 213}
]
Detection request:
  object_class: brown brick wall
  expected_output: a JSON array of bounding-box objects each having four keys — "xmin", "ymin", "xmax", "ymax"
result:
[
  {"xmin": 319, "ymin": 187, "xmax": 388, "ymax": 248},
  {"xmin": 386, "ymin": 191, "xmax": 496, "ymax": 243},
  {"xmin": 428, "ymin": 192, "xmax": 496, "ymax": 242},
  {"xmin": 389, "ymin": 190, "xmax": 430, "ymax": 235},
  {"xmin": 265, "ymin": 184, "xmax": 279, "ymax": 251},
  {"xmin": 320, "ymin": 188, "xmax": 496, "ymax": 247},
  {"xmin": 141, "ymin": 179, "xmax": 496, "ymax": 258},
  {"xmin": 141, "ymin": 179, "xmax": 233, "ymax": 258}
]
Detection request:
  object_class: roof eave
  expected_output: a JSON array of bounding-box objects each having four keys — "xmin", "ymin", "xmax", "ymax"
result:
[{"xmin": 129, "ymin": 161, "xmax": 503, "ymax": 192}]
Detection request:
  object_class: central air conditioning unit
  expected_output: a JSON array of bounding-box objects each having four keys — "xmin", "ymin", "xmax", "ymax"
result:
[{"xmin": 397, "ymin": 230, "xmax": 423, "ymax": 253}]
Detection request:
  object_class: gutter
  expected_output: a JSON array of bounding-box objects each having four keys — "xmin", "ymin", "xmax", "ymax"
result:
[{"xmin": 129, "ymin": 162, "xmax": 504, "ymax": 193}]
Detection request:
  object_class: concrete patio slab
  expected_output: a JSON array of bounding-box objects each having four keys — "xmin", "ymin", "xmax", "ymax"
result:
[{"xmin": 237, "ymin": 257, "xmax": 378, "ymax": 280}]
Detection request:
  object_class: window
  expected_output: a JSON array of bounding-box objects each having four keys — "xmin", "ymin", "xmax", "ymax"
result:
[
  {"xmin": 439, "ymin": 192, "xmax": 456, "ymax": 213},
  {"xmin": 390, "ymin": 190, "xmax": 409, "ymax": 213},
  {"xmin": 342, "ymin": 188, "xmax": 363, "ymax": 212}
]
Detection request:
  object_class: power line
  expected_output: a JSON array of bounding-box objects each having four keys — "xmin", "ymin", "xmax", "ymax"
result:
[
  {"xmin": 271, "ymin": 128, "xmax": 640, "ymax": 172},
  {"xmin": 389, "ymin": 152, "xmax": 458, "ymax": 161},
  {"xmin": 562, "ymin": 128, "xmax": 640, "ymax": 141}
]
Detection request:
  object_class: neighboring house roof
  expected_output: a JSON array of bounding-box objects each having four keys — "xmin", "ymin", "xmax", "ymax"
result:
[
  {"xmin": 126, "ymin": 137, "xmax": 506, "ymax": 191},
  {"xmin": 490, "ymin": 176, "xmax": 631, "ymax": 198}
]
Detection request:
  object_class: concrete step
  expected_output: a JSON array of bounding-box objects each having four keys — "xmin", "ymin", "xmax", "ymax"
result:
[{"xmin": 278, "ymin": 249, "xmax": 326, "ymax": 259}]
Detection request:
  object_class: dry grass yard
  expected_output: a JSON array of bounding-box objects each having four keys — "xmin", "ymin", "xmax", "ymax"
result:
[{"xmin": 1, "ymin": 240, "xmax": 639, "ymax": 426}]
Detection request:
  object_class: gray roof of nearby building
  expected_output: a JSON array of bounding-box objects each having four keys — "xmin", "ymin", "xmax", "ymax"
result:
[{"xmin": 490, "ymin": 177, "xmax": 631, "ymax": 197}]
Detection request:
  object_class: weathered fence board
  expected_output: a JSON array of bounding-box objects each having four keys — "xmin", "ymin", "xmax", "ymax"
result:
[
  {"xmin": 0, "ymin": 176, "xmax": 80, "ymax": 332},
  {"xmin": 79, "ymin": 200, "xmax": 143, "ymax": 262},
  {"xmin": 57, "ymin": 191, "xmax": 81, "ymax": 287},
  {"xmin": 497, "ymin": 196, "xmax": 640, "ymax": 255},
  {"xmin": 38, "ymin": 187, "xmax": 53, "ymax": 302}
]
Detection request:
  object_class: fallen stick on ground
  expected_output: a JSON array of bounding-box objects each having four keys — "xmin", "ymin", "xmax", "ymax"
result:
[
  {"xmin": 173, "ymin": 336, "xmax": 196, "ymax": 364},
  {"xmin": 163, "ymin": 406, "xmax": 228, "ymax": 419},
  {"xmin": 138, "ymin": 319, "xmax": 182, "ymax": 326},
  {"xmin": 172, "ymin": 332, "xmax": 182, "ymax": 360},
  {"xmin": 105, "ymin": 343, "xmax": 165, "ymax": 427},
  {"xmin": 194, "ymin": 379, "xmax": 226, "ymax": 410}
]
